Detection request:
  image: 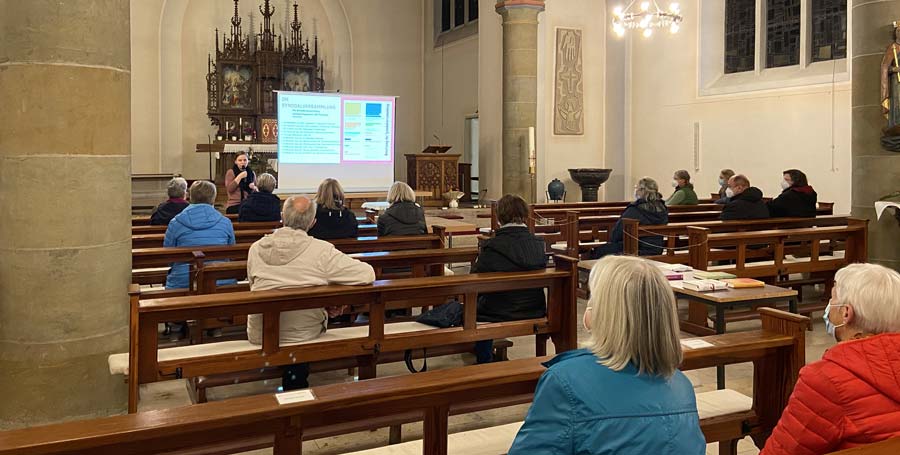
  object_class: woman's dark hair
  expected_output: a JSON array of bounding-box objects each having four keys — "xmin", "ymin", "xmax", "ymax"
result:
[
  {"xmin": 497, "ymin": 194, "xmax": 529, "ymax": 225},
  {"xmin": 783, "ymin": 169, "xmax": 808, "ymax": 187}
]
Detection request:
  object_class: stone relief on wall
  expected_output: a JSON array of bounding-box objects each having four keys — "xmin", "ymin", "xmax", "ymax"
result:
[{"xmin": 554, "ymin": 28, "xmax": 584, "ymax": 136}]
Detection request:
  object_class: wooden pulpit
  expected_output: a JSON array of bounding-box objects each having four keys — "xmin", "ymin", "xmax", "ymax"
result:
[{"xmin": 406, "ymin": 147, "xmax": 460, "ymax": 206}]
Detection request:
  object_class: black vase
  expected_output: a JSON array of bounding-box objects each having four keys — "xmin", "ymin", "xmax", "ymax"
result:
[{"xmin": 547, "ymin": 178, "xmax": 566, "ymax": 201}]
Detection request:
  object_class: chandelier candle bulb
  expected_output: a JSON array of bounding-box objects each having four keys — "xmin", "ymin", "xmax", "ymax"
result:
[{"xmin": 611, "ymin": 1, "xmax": 683, "ymax": 37}]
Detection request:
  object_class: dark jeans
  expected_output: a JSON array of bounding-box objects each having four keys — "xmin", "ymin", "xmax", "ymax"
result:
[
  {"xmin": 282, "ymin": 363, "xmax": 310, "ymax": 390},
  {"xmin": 475, "ymin": 339, "xmax": 494, "ymax": 364},
  {"xmin": 225, "ymin": 204, "xmax": 240, "ymax": 214}
]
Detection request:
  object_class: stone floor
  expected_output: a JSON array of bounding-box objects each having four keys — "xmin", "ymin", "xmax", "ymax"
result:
[{"xmin": 139, "ymin": 280, "xmax": 833, "ymax": 455}]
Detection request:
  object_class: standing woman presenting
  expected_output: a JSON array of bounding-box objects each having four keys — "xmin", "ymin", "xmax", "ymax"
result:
[{"xmin": 224, "ymin": 151, "xmax": 257, "ymax": 214}]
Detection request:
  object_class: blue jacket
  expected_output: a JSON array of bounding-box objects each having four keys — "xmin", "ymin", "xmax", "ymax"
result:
[
  {"xmin": 508, "ymin": 349, "xmax": 705, "ymax": 455},
  {"xmin": 164, "ymin": 204, "xmax": 236, "ymax": 289}
]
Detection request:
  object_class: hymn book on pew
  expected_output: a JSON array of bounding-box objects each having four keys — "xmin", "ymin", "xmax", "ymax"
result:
[
  {"xmin": 721, "ymin": 278, "xmax": 766, "ymax": 289},
  {"xmin": 682, "ymin": 279, "xmax": 728, "ymax": 292}
]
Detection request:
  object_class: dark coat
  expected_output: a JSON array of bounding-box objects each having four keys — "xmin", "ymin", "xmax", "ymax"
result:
[
  {"xmin": 592, "ymin": 198, "xmax": 669, "ymax": 258},
  {"xmin": 150, "ymin": 198, "xmax": 189, "ymax": 225},
  {"xmin": 474, "ymin": 226, "xmax": 548, "ymax": 322},
  {"xmin": 721, "ymin": 187, "xmax": 770, "ymax": 220},
  {"xmin": 377, "ymin": 201, "xmax": 427, "ymax": 236},
  {"xmin": 237, "ymin": 191, "xmax": 282, "ymax": 222},
  {"xmin": 767, "ymin": 186, "xmax": 817, "ymax": 218},
  {"xmin": 308, "ymin": 207, "xmax": 359, "ymax": 240}
]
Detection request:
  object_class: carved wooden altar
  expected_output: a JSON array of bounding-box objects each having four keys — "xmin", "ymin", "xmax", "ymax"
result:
[
  {"xmin": 406, "ymin": 153, "xmax": 461, "ymax": 206},
  {"xmin": 206, "ymin": 0, "xmax": 324, "ymax": 142}
]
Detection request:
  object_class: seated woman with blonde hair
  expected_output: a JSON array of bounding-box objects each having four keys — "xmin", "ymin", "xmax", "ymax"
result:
[
  {"xmin": 308, "ymin": 178, "xmax": 359, "ymax": 240},
  {"xmin": 761, "ymin": 263, "xmax": 900, "ymax": 454},
  {"xmin": 377, "ymin": 181, "xmax": 426, "ymax": 236},
  {"xmin": 508, "ymin": 255, "xmax": 705, "ymax": 455}
]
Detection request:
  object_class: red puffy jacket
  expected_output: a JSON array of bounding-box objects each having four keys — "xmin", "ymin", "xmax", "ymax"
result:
[{"xmin": 761, "ymin": 333, "xmax": 900, "ymax": 455}]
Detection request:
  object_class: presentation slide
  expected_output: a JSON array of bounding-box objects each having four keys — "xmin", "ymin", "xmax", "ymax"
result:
[{"xmin": 277, "ymin": 91, "xmax": 396, "ymax": 193}]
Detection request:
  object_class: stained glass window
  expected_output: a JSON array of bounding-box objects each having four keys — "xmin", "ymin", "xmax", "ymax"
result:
[
  {"xmin": 725, "ymin": 0, "xmax": 756, "ymax": 74},
  {"xmin": 469, "ymin": 0, "xmax": 479, "ymax": 21},
  {"xmin": 441, "ymin": 0, "xmax": 451, "ymax": 32},
  {"xmin": 766, "ymin": 0, "xmax": 801, "ymax": 68},
  {"xmin": 454, "ymin": 0, "xmax": 466, "ymax": 27},
  {"xmin": 811, "ymin": 0, "xmax": 847, "ymax": 62}
]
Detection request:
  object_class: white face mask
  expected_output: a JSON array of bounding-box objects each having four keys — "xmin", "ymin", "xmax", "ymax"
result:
[
  {"xmin": 725, "ymin": 187, "xmax": 735, "ymax": 198},
  {"xmin": 781, "ymin": 180, "xmax": 792, "ymax": 190},
  {"xmin": 671, "ymin": 180, "xmax": 679, "ymax": 188}
]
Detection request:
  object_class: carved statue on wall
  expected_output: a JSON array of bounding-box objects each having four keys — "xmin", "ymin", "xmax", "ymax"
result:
[
  {"xmin": 554, "ymin": 28, "xmax": 584, "ymax": 136},
  {"xmin": 880, "ymin": 21, "xmax": 900, "ymax": 151}
]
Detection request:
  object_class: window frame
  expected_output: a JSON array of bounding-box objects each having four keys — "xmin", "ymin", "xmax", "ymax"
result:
[
  {"xmin": 699, "ymin": 0, "xmax": 849, "ymax": 97},
  {"xmin": 435, "ymin": 0, "xmax": 479, "ymax": 48}
]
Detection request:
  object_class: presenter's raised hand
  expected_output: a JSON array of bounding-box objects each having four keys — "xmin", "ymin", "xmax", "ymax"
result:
[{"xmin": 235, "ymin": 170, "xmax": 248, "ymax": 181}]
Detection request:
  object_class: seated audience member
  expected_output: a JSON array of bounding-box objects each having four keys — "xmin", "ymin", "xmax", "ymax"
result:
[
  {"xmin": 238, "ymin": 173, "xmax": 281, "ymax": 222},
  {"xmin": 720, "ymin": 174, "xmax": 769, "ymax": 220},
  {"xmin": 224, "ymin": 151, "xmax": 256, "ymax": 215},
  {"xmin": 767, "ymin": 168, "xmax": 817, "ymax": 217},
  {"xmin": 308, "ymin": 178, "xmax": 359, "ymax": 240},
  {"xmin": 715, "ymin": 168, "xmax": 735, "ymax": 204},
  {"xmin": 665, "ymin": 169, "xmax": 699, "ymax": 205},
  {"xmin": 246, "ymin": 196, "xmax": 375, "ymax": 390},
  {"xmin": 591, "ymin": 177, "xmax": 668, "ymax": 259},
  {"xmin": 164, "ymin": 181, "xmax": 236, "ymax": 289},
  {"xmin": 761, "ymin": 263, "xmax": 900, "ymax": 455},
  {"xmin": 508, "ymin": 256, "xmax": 705, "ymax": 455},
  {"xmin": 377, "ymin": 181, "xmax": 427, "ymax": 236},
  {"xmin": 473, "ymin": 194, "xmax": 547, "ymax": 364},
  {"xmin": 150, "ymin": 177, "xmax": 189, "ymax": 225}
]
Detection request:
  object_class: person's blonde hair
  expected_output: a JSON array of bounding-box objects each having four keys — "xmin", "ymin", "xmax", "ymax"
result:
[
  {"xmin": 834, "ymin": 263, "xmax": 900, "ymax": 334},
  {"xmin": 316, "ymin": 178, "xmax": 345, "ymax": 210},
  {"xmin": 586, "ymin": 256, "xmax": 682, "ymax": 377},
  {"xmin": 387, "ymin": 181, "xmax": 416, "ymax": 204}
]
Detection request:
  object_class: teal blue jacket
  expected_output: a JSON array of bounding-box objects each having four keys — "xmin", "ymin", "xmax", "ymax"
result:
[{"xmin": 508, "ymin": 349, "xmax": 705, "ymax": 455}]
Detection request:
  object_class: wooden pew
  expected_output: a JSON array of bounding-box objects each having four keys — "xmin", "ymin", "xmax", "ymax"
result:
[
  {"xmin": 114, "ymin": 257, "xmax": 579, "ymax": 412},
  {"xmin": 828, "ymin": 438, "xmax": 900, "ymax": 454},
  {"xmin": 132, "ymin": 221, "xmax": 378, "ymax": 237},
  {"xmin": 0, "ymin": 308, "xmax": 807, "ymax": 455},
  {"xmin": 132, "ymin": 230, "xmax": 447, "ymax": 289},
  {"xmin": 621, "ymin": 215, "xmax": 853, "ymax": 262},
  {"xmin": 133, "ymin": 213, "xmax": 369, "ymax": 226}
]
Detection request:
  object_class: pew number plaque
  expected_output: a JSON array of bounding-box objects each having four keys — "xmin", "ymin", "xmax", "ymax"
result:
[{"xmin": 275, "ymin": 389, "xmax": 316, "ymax": 405}]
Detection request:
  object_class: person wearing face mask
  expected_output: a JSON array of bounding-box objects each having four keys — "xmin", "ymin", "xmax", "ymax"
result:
[
  {"xmin": 224, "ymin": 151, "xmax": 257, "ymax": 214},
  {"xmin": 720, "ymin": 174, "xmax": 769, "ymax": 220},
  {"xmin": 591, "ymin": 177, "xmax": 668, "ymax": 259},
  {"xmin": 664, "ymin": 169, "xmax": 699, "ymax": 205},
  {"xmin": 714, "ymin": 169, "xmax": 735, "ymax": 204},
  {"xmin": 767, "ymin": 169, "xmax": 817, "ymax": 218},
  {"xmin": 760, "ymin": 263, "xmax": 900, "ymax": 455}
]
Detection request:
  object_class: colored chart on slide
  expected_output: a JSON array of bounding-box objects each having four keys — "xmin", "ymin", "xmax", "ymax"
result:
[{"xmin": 342, "ymin": 100, "xmax": 393, "ymax": 162}]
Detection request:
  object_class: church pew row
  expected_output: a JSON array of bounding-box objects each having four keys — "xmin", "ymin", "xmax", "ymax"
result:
[
  {"xmin": 827, "ymin": 438, "xmax": 900, "ymax": 454},
  {"xmin": 132, "ymin": 213, "xmax": 368, "ymax": 226},
  {"xmin": 132, "ymin": 221, "xmax": 378, "ymax": 237},
  {"xmin": 0, "ymin": 308, "xmax": 808, "ymax": 455},
  {"xmin": 133, "ymin": 225, "xmax": 436, "ymax": 249},
  {"xmin": 111, "ymin": 257, "xmax": 579, "ymax": 413},
  {"xmin": 132, "ymin": 230, "xmax": 447, "ymax": 289}
]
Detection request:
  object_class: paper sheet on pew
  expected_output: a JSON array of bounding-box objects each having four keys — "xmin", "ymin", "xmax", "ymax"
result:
[
  {"xmin": 875, "ymin": 201, "xmax": 900, "ymax": 220},
  {"xmin": 275, "ymin": 389, "xmax": 316, "ymax": 405},
  {"xmin": 680, "ymin": 338, "xmax": 715, "ymax": 349}
]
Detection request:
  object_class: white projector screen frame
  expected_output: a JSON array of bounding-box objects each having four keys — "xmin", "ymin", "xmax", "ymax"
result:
[{"xmin": 275, "ymin": 91, "xmax": 397, "ymax": 193}]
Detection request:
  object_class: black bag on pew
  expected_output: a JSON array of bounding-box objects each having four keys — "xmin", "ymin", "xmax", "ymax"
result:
[{"xmin": 406, "ymin": 299, "xmax": 464, "ymax": 373}]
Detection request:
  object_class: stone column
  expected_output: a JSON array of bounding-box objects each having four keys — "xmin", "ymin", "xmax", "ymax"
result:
[
  {"xmin": 851, "ymin": 1, "xmax": 900, "ymax": 270},
  {"xmin": 0, "ymin": 0, "xmax": 131, "ymax": 428},
  {"xmin": 496, "ymin": 0, "xmax": 544, "ymax": 202}
]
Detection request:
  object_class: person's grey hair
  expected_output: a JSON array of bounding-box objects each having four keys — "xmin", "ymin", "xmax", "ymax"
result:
[
  {"xmin": 256, "ymin": 173, "xmax": 276, "ymax": 193},
  {"xmin": 586, "ymin": 256, "xmax": 682, "ymax": 377},
  {"xmin": 387, "ymin": 181, "xmax": 416, "ymax": 204},
  {"xmin": 635, "ymin": 177, "xmax": 661, "ymax": 203},
  {"xmin": 282, "ymin": 196, "xmax": 317, "ymax": 231},
  {"xmin": 720, "ymin": 169, "xmax": 735, "ymax": 179},
  {"xmin": 189, "ymin": 180, "xmax": 217, "ymax": 205},
  {"xmin": 833, "ymin": 263, "xmax": 900, "ymax": 334},
  {"xmin": 674, "ymin": 169, "xmax": 691, "ymax": 182},
  {"xmin": 167, "ymin": 177, "xmax": 187, "ymax": 199}
]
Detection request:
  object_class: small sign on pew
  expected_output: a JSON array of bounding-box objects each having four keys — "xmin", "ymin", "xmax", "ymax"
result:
[
  {"xmin": 680, "ymin": 338, "xmax": 715, "ymax": 350},
  {"xmin": 275, "ymin": 389, "xmax": 316, "ymax": 405}
]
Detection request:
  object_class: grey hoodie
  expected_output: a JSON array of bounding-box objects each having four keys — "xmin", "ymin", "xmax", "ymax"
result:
[{"xmin": 246, "ymin": 227, "xmax": 375, "ymax": 345}]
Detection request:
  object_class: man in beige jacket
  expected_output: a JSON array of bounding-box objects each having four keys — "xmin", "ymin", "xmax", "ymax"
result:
[{"xmin": 246, "ymin": 195, "xmax": 375, "ymax": 389}]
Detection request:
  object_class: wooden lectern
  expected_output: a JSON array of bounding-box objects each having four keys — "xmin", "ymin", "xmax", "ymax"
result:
[{"xmin": 406, "ymin": 146, "xmax": 460, "ymax": 206}]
